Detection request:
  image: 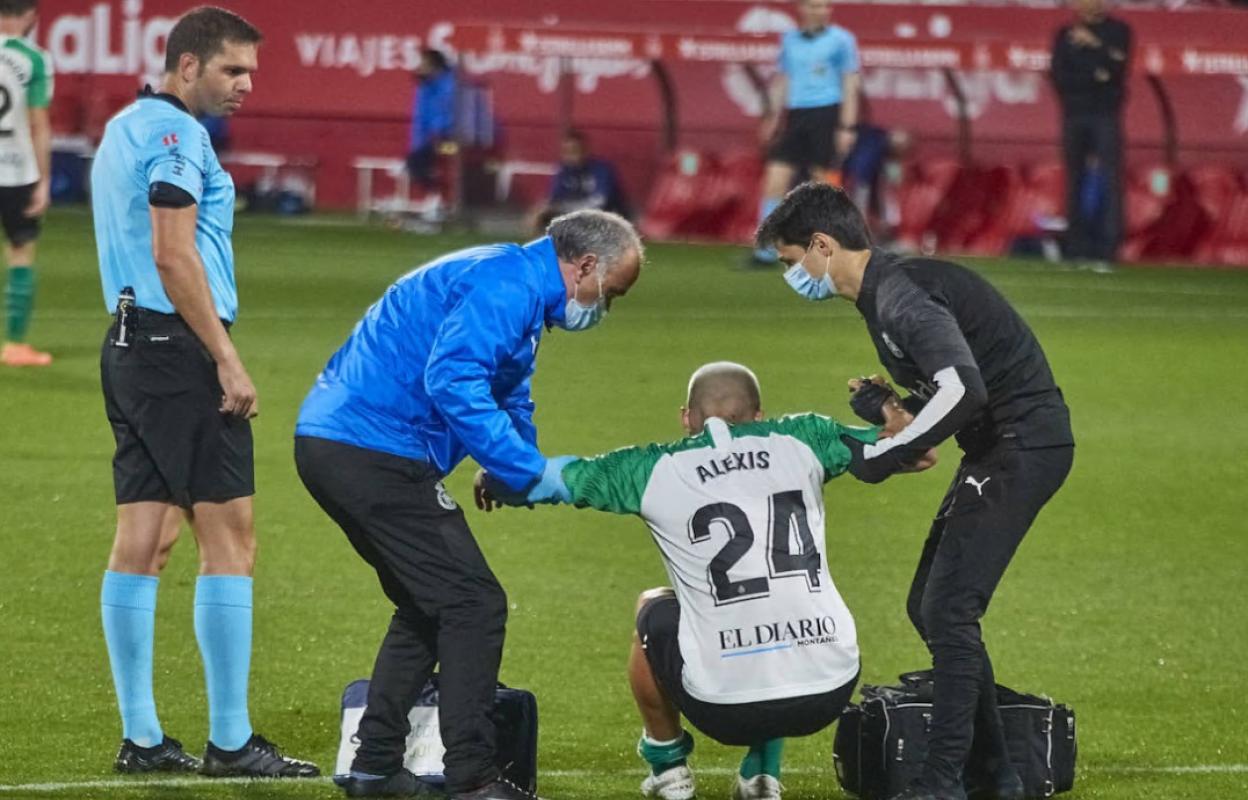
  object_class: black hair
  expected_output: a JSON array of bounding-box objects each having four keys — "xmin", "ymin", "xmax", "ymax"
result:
[
  {"xmin": 422, "ymin": 48, "xmax": 449, "ymax": 71},
  {"xmin": 0, "ymin": 0, "xmax": 37, "ymax": 15},
  {"xmin": 164, "ymin": 6, "xmax": 262, "ymax": 73},
  {"xmin": 563, "ymin": 129, "xmax": 587, "ymax": 145},
  {"xmin": 755, "ymin": 181, "xmax": 872, "ymax": 251}
]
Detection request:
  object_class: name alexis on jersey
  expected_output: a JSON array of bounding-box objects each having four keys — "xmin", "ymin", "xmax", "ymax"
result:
[
  {"xmin": 718, "ymin": 615, "xmax": 839, "ymax": 653},
  {"xmin": 696, "ymin": 450, "xmax": 770, "ymax": 484}
]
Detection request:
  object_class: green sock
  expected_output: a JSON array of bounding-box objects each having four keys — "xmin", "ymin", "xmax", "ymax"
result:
[
  {"xmin": 638, "ymin": 730, "xmax": 694, "ymax": 776},
  {"xmin": 5, "ymin": 266, "xmax": 35, "ymax": 342},
  {"xmin": 740, "ymin": 738, "xmax": 784, "ymax": 779},
  {"xmin": 740, "ymin": 746, "xmax": 763, "ymax": 779}
]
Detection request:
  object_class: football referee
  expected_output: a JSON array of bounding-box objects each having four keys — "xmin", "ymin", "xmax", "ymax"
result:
[
  {"xmin": 91, "ymin": 7, "xmax": 316, "ymax": 779},
  {"xmin": 752, "ymin": 0, "xmax": 860, "ymax": 264},
  {"xmin": 758, "ymin": 183, "xmax": 1074, "ymax": 800}
]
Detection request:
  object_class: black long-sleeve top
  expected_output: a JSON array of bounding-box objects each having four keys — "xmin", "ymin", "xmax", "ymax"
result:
[{"xmin": 1050, "ymin": 16, "xmax": 1133, "ymax": 116}]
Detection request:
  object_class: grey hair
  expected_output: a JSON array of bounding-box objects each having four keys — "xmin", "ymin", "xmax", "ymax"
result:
[{"xmin": 546, "ymin": 209, "xmax": 644, "ymax": 273}]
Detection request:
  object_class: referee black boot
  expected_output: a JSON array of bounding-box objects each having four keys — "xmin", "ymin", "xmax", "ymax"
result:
[
  {"xmin": 200, "ymin": 733, "xmax": 320, "ymax": 778},
  {"xmin": 114, "ymin": 736, "xmax": 202, "ymax": 773},
  {"xmin": 453, "ymin": 777, "xmax": 543, "ymax": 800},
  {"xmin": 338, "ymin": 768, "xmax": 446, "ymax": 797}
]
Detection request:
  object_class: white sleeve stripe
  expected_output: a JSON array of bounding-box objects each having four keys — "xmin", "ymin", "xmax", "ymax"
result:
[{"xmin": 862, "ymin": 366, "xmax": 964, "ymax": 459}]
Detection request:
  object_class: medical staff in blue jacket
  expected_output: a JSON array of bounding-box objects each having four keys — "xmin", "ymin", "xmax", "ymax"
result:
[{"xmin": 295, "ymin": 209, "xmax": 643, "ymax": 800}]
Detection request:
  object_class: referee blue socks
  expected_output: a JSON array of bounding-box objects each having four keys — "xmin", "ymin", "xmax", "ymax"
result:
[
  {"xmin": 194, "ymin": 575, "xmax": 254, "ymax": 751},
  {"xmin": 101, "ymin": 571, "xmax": 163, "ymax": 748}
]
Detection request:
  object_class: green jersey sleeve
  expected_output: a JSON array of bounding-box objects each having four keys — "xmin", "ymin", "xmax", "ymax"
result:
[
  {"xmin": 560, "ymin": 444, "xmax": 667, "ymax": 516},
  {"xmin": 22, "ymin": 45, "xmax": 52, "ymax": 109},
  {"xmin": 773, "ymin": 413, "xmax": 879, "ymax": 481}
]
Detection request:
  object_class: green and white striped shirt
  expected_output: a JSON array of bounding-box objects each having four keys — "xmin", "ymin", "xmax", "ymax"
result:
[
  {"xmin": 0, "ymin": 36, "xmax": 52, "ymax": 187},
  {"xmin": 563, "ymin": 414, "xmax": 877, "ymax": 704}
]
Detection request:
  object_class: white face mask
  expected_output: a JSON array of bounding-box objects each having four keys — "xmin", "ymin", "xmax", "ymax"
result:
[
  {"xmin": 559, "ymin": 268, "xmax": 606, "ymax": 331},
  {"xmin": 783, "ymin": 242, "xmax": 837, "ymax": 301}
]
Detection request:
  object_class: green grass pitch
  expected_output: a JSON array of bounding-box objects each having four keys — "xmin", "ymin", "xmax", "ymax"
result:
[{"xmin": 1, "ymin": 208, "xmax": 1246, "ymax": 799}]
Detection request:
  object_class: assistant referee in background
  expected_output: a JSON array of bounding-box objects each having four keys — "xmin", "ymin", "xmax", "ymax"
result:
[
  {"xmin": 91, "ymin": 6, "xmax": 315, "ymax": 779},
  {"xmin": 752, "ymin": 0, "xmax": 860, "ymax": 264},
  {"xmin": 759, "ymin": 182, "xmax": 1074, "ymax": 800}
]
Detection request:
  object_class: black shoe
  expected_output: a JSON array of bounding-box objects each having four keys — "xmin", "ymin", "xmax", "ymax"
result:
[
  {"xmin": 114, "ymin": 736, "xmax": 202, "ymax": 774},
  {"xmin": 339, "ymin": 768, "xmax": 446, "ymax": 797},
  {"xmin": 453, "ymin": 777, "xmax": 542, "ymax": 800},
  {"xmin": 200, "ymin": 733, "xmax": 320, "ymax": 778}
]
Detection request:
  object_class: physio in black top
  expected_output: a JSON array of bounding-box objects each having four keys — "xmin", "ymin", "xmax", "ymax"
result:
[{"xmin": 758, "ymin": 182, "xmax": 1075, "ymax": 800}]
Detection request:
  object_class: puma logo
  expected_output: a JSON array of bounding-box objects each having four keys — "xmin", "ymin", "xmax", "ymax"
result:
[{"xmin": 965, "ymin": 475, "xmax": 991, "ymax": 496}]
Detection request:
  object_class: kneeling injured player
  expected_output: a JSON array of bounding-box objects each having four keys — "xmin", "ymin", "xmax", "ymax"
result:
[{"xmin": 477, "ymin": 362, "xmax": 934, "ymax": 800}]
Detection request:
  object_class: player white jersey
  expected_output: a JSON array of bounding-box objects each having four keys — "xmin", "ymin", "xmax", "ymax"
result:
[
  {"xmin": 561, "ymin": 414, "xmax": 877, "ymax": 704},
  {"xmin": 0, "ymin": 36, "xmax": 52, "ymax": 187}
]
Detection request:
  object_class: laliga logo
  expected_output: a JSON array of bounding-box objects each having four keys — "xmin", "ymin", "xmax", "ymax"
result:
[{"xmin": 41, "ymin": 0, "xmax": 176, "ymax": 76}]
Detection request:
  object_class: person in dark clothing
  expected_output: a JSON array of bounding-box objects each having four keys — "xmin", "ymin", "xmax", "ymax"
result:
[
  {"xmin": 407, "ymin": 48, "xmax": 457, "ymax": 189},
  {"xmin": 1050, "ymin": 0, "xmax": 1132, "ymax": 267},
  {"xmin": 537, "ymin": 130, "xmax": 630, "ymax": 229},
  {"xmin": 296, "ymin": 210, "xmax": 645, "ymax": 800},
  {"xmin": 758, "ymin": 183, "xmax": 1075, "ymax": 800}
]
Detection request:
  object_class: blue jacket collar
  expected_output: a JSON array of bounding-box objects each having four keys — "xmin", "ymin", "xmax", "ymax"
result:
[{"xmin": 525, "ymin": 237, "xmax": 568, "ymax": 327}]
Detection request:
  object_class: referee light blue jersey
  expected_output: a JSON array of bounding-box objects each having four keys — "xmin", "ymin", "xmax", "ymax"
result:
[
  {"xmin": 778, "ymin": 26, "xmax": 860, "ymax": 109},
  {"xmin": 91, "ymin": 89, "xmax": 238, "ymax": 321}
]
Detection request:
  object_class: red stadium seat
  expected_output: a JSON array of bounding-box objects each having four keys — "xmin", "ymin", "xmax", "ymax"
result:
[
  {"xmin": 1122, "ymin": 164, "xmax": 1173, "ymax": 261},
  {"xmin": 927, "ymin": 164, "xmax": 1015, "ymax": 254},
  {"xmin": 712, "ymin": 147, "xmax": 765, "ymax": 244},
  {"xmin": 1131, "ymin": 171, "xmax": 1213, "ymax": 262},
  {"xmin": 1210, "ymin": 175, "xmax": 1248, "ymax": 266},
  {"xmin": 895, "ymin": 158, "xmax": 962, "ymax": 250},
  {"xmin": 641, "ymin": 147, "xmax": 766, "ymax": 243},
  {"xmin": 964, "ymin": 166, "xmax": 1026, "ymax": 255},
  {"xmin": 1187, "ymin": 165, "xmax": 1245, "ymax": 264},
  {"xmin": 640, "ymin": 150, "xmax": 726, "ymax": 240},
  {"xmin": 973, "ymin": 162, "xmax": 1066, "ymax": 257}
]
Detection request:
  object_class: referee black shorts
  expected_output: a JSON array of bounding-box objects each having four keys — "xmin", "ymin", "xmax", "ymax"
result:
[
  {"xmin": 100, "ymin": 309, "xmax": 254, "ymax": 508},
  {"xmin": 636, "ymin": 592, "xmax": 858, "ymax": 746},
  {"xmin": 768, "ymin": 104, "xmax": 841, "ymax": 171},
  {"xmin": 0, "ymin": 183, "xmax": 41, "ymax": 247}
]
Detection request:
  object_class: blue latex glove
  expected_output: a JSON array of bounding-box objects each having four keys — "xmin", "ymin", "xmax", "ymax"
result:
[{"xmin": 525, "ymin": 456, "xmax": 576, "ymax": 505}]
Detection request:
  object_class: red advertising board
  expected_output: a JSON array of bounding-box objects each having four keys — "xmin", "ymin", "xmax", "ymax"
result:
[{"xmin": 36, "ymin": 1, "xmax": 1248, "ymax": 209}]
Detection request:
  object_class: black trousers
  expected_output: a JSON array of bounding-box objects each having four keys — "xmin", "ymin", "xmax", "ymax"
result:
[
  {"xmin": 294, "ymin": 436, "xmax": 506, "ymax": 793},
  {"xmin": 1061, "ymin": 111, "xmax": 1124, "ymax": 262},
  {"xmin": 636, "ymin": 593, "xmax": 859, "ymax": 746},
  {"xmin": 906, "ymin": 443, "xmax": 1074, "ymax": 789}
]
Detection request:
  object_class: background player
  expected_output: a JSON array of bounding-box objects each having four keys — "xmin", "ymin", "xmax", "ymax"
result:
[
  {"xmin": 751, "ymin": 0, "xmax": 860, "ymax": 265},
  {"xmin": 0, "ymin": 0, "xmax": 52, "ymax": 367},
  {"xmin": 479, "ymin": 362, "xmax": 933, "ymax": 800}
]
